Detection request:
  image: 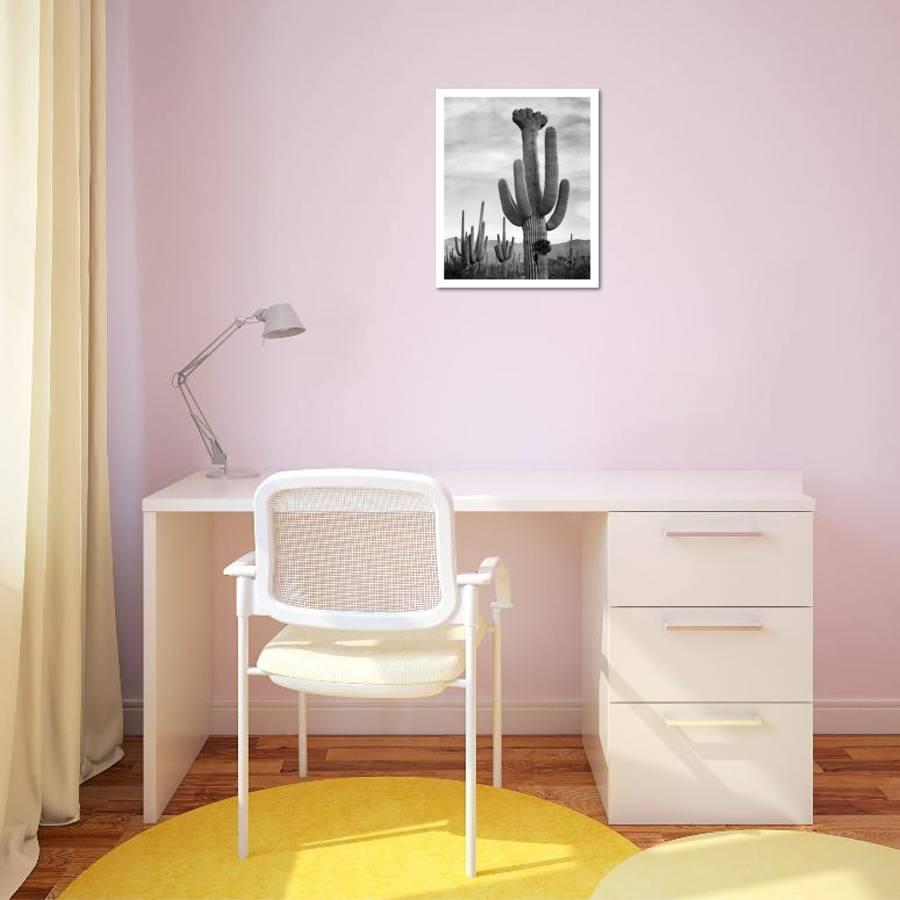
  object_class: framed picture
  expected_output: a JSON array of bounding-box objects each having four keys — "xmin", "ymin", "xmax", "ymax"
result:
[{"xmin": 436, "ymin": 88, "xmax": 599, "ymax": 289}]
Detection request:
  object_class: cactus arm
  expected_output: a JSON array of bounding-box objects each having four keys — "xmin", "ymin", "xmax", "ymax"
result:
[
  {"xmin": 453, "ymin": 236, "xmax": 461, "ymax": 256},
  {"xmin": 538, "ymin": 127, "xmax": 559, "ymax": 216},
  {"xmin": 498, "ymin": 179, "xmax": 523, "ymax": 226},
  {"xmin": 512, "ymin": 159, "xmax": 532, "ymax": 219},
  {"xmin": 546, "ymin": 179, "xmax": 569, "ymax": 231},
  {"xmin": 494, "ymin": 243, "xmax": 503, "ymax": 263}
]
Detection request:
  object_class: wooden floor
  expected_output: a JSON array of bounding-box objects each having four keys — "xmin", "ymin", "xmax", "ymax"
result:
[{"xmin": 15, "ymin": 733, "xmax": 900, "ymax": 898}]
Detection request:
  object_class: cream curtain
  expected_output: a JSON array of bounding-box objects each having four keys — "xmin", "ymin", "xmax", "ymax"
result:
[{"xmin": 0, "ymin": 0, "xmax": 123, "ymax": 894}]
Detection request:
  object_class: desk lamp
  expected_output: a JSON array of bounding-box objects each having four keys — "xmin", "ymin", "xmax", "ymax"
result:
[{"xmin": 172, "ymin": 303, "xmax": 305, "ymax": 478}]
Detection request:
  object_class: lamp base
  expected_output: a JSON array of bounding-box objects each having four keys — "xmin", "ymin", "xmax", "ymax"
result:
[{"xmin": 206, "ymin": 466, "xmax": 260, "ymax": 479}]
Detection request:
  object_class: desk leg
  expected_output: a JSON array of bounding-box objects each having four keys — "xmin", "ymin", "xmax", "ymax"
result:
[
  {"xmin": 143, "ymin": 510, "xmax": 212, "ymax": 823},
  {"xmin": 581, "ymin": 513, "xmax": 609, "ymax": 811}
]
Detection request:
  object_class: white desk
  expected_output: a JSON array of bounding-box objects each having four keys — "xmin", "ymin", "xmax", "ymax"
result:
[{"xmin": 142, "ymin": 470, "xmax": 814, "ymax": 824}]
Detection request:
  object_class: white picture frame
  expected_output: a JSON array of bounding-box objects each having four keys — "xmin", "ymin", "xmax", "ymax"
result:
[{"xmin": 436, "ymin": 88, "xmax": 599, "ymax": 289}]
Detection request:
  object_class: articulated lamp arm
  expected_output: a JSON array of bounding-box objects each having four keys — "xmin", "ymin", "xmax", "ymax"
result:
[
  {"xmin": 170, "ymin": 303, "xmax": 305, "ymax": 478},
  {"xmin": 171, "ymin": 312, "xmax": 265, "ymax": 471}
]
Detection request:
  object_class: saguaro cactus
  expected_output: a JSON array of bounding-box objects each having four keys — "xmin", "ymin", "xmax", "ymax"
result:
[
  {"xmin": 493, "ymin": 217, "xmax": 515, "ymax": 277},
  {"xmin": 497, "ymin": 108, "xmax": 569, "ymax": 279},
  {"xmin": 453, "ymin": 201, "xmax": 488, "ymax": 272}
]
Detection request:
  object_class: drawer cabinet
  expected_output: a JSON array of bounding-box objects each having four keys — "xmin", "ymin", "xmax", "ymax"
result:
[
  {"xmin": 607, "ymin": 512, "xmax": 813, "ymax": 607},
  {"xmin": 582, "ymin": 504, "xmax": 814, "ymax": 826},
  {"xmin": 606, "ymin": 703, "xmax": 813, "ymax": 824},
  {"xmin": 606, "ymin": 607, "xmax": 812, "ymax": 703}
]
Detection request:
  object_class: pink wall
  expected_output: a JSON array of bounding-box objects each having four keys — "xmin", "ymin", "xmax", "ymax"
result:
[{"xmin": 107, "ymin": 0, "xmax": 900, "ymax": 708}]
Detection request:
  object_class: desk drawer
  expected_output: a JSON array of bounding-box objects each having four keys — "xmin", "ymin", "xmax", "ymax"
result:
[
  {"xmin": 607, "ymin": 512, "xmax": 812, "ymax": 607},
  {"xmin": 607, "ymin": 702, "xmax": 812, "ymax": 824},
  {"xmin": 607, "ymin": 607, "xmax": 811, "ymax": 702}
]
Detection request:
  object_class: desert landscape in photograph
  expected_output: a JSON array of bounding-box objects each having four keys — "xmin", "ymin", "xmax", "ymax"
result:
[{"xmin": 442, "ymin": 96, "xmax": 593, "ymax": 281}]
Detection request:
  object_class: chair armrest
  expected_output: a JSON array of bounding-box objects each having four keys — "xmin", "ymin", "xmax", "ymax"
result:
[
  {"xmin": 457, "ymin": 557, "xmax": 512, "ymax": 609},
  {"xmin": 224, "ymin": 551, "xmax": 257, "ymax": 578}
]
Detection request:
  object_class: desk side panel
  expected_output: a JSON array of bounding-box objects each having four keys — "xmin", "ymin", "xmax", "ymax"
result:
[{"xmin": 144, "ymin": 511, "xmax": 212, "ymax": 822}]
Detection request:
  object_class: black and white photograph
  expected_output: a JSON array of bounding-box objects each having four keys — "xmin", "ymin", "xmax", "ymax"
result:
[{"xmin": 436, "ymin": 89, "xmax": 599, "ymax": 289}]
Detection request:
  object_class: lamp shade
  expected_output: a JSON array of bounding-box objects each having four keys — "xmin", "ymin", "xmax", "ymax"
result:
[{"xmin": 260, "ymin": 303, "xmax": 305, "ymax": 339}]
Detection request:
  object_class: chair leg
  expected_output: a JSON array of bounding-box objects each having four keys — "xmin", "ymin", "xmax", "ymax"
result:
[
  {"xmin": 237, "ymin": 613, "xmax": 249, "ymax": 859},
  {"xmin": 297, "ymin": 691, "xmax": 308, "ymax": 778},
  {"xmin": 492, "ymin": 615, "xmax": 502, "ymax": 788},
  {"xmin": 465, "ymin": 618, "xmax": 477, "ymax": 878}
]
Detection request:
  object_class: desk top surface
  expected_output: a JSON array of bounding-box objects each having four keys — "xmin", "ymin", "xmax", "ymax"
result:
[{"xmin": 143, "ymin": 469, "xmax": 815, "ymax": 513}]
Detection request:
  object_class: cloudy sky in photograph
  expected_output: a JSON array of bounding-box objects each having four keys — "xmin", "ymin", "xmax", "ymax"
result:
[{"xmin": 442, "ymin": 95, "xmax": 592, "ymax": 245}]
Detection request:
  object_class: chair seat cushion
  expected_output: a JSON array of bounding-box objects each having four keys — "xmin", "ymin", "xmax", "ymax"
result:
[{"xmin": 256, "ymin": 622, "xmax": 486, "ymax": 687}]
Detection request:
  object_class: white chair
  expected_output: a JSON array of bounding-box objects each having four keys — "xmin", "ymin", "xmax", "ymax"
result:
[{"xmin": 223, "ymin": 469, "xmax": 512, "ymax": 878}]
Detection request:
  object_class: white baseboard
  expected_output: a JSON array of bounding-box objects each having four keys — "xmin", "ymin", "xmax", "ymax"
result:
[
  {"xmin": 813, "ymin": 699, "xmax": 900, "ymax": 734},
  {"xmin": 123, "ymin": 697, "xmax": 581, "ymax": 736},
  {"xmin": 123, "ymin": 697, "xmax": 900, "ymax": 737}
]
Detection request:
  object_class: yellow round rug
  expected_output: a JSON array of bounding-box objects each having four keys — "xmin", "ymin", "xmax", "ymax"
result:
[
  {"xmin": 63, "ymin": 776, "xmax": 637, "ymax": 898},
  {"xmin": 592, "ymin": 829, "xmax": 900, "ymax": 900}
]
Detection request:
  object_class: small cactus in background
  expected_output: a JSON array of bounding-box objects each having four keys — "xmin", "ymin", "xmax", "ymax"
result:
[
  {"xmin": 498, "ymin": 108, "xmax": 569, "ymax": 279},
  {"xmin": 445, "ymin": 242, "xmax": 462, "ymax": 275},
  {"xmin": 493, "ymin": 217, "xmax": 516, "ymax": 277},
  {"xmin": 551, "ymin": 232, "xmax": 591, "ymax": 279},
  {"xmin": 556, "ymin": 234, "xmax": 579, "ymax": 270},
  {"xmin": 453, "ymin": 201, "xmax": 488, "ymax": 272}
]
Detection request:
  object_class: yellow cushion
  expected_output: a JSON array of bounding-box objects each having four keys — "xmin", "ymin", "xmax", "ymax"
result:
[{"xmin": 257, "ymin": 622, "xmax": 485, "ymax": 687}]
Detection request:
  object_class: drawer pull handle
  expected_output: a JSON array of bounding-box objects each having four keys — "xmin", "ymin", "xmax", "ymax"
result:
[
  {"xmin": 665, "ymin": 530, "xmax": 763, "ymax": 538},
  {"xmin": 664, "ymin": 623, "xmax": 764, "ymax": 632},
  {"xmin": 665, "ymin": 717, "xmax": 764, "ymax": 728}
]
